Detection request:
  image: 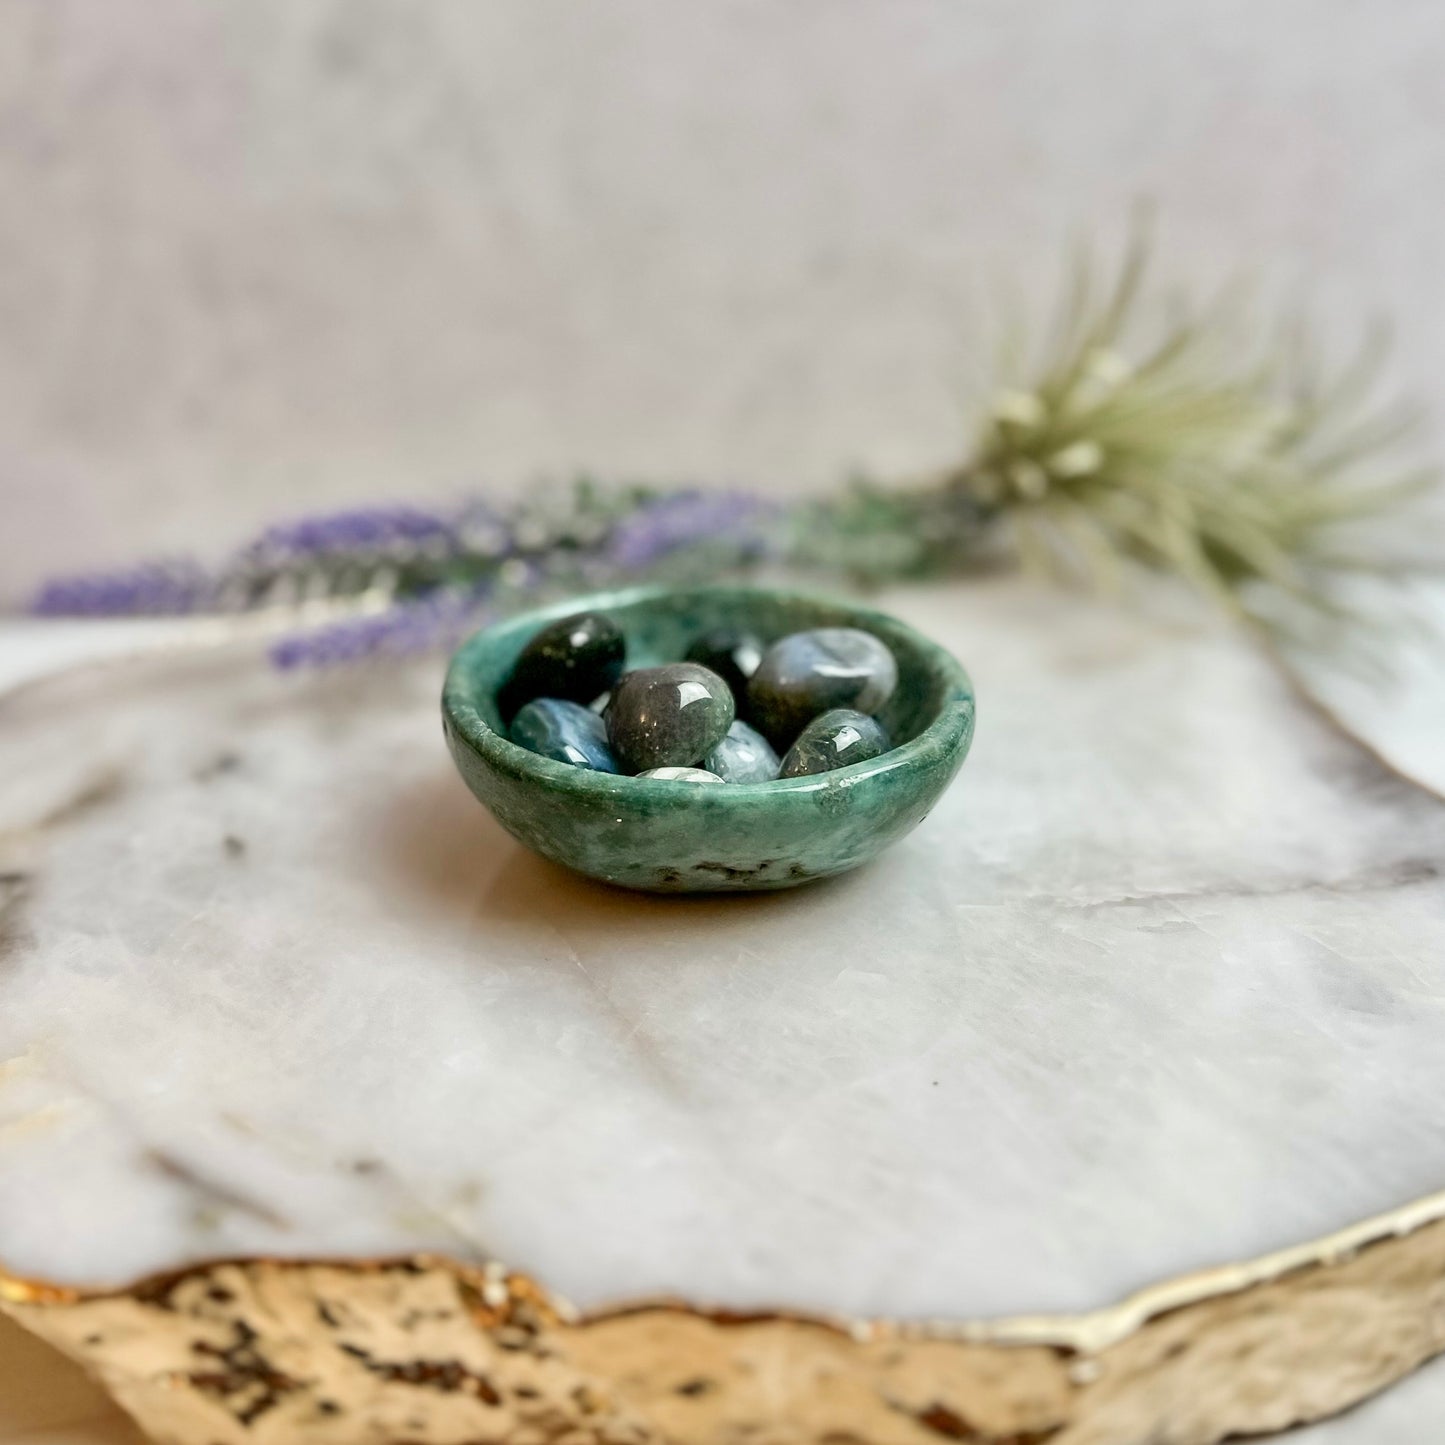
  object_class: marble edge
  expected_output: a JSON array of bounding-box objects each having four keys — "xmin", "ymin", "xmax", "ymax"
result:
[
  {"xmin": 5, "ymin": 1185, "xmax": 1445, "ymax": 1347},
  {"xmin": 1261, "ymin": 628, "xmax": 1445, "ymax": 805},
  {"xmin": 4, "ymin": 1188, "xmax": 1445, "ymax": 1442}
]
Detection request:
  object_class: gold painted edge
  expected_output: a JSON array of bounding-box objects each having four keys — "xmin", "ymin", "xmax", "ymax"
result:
[
  {"xmin": 7, "ymin": 1185, "xmax": 1445, "ymax": 1348},
  {"xmin": 959, "ymin": 1184, "xmax": 1445, "ymax": 1353},
  {"xmin": 3, "ymin": 1187, "xmax": 1445, "ymax": 1443}
]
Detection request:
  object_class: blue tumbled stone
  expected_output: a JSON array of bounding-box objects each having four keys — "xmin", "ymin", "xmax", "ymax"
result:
[
  {"xmin": 705, "ymin": 720, "xmax": 780, "ymax": 784},
  {"xmin": 510, "ymin": 698, "xmax": 619, "ymax": 772},
  {"xmin": 778, "ymin": 709, "xmax": 891, "ymax": 779}
]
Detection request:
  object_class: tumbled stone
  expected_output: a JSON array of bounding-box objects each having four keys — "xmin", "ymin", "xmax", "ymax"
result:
[
  {"xmin": 748, "ymin": 628, "xmax": 898, "ymax": 746},
  {"xmin": 685, "ymin": 628, "xmax": 765, "ymax": 703},
  {"xmin": 498, "ymin": 612, "xmax": 625, "ymax": 723},
  {"xmin": 606, "ymin": 663, "xmax": 735, "ymax": 773},
  {"xmin": 779, "ymin": 708, "xmax": 891, "ymax": 779},
  {"xmin": 637, "ymin": 767, "xmax": 724, "ymax": 783},
  {"xmin": 705, "ymin": 720, "xmax": 780, "ymax": 784},
  {"xmin": 510, "ymin": 698, "xmax": 619, "ymax": 772}
]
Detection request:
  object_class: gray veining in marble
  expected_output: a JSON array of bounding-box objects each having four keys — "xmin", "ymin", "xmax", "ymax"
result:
[{"xmin": 0, "ymin": 578, "xmax": 1443, "ymax": 1333}]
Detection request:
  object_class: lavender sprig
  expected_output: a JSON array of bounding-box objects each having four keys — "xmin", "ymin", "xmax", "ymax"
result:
[
  {"xmin": 247, "ymin": 505, "xmax": 459, "ymax": 558},
  {"xmin": 605, "ymin": 490, "xmax": 779, "ymax": 570},
  {"xmin": 29, "ymin": 558, "xmax": 214, "ymax": 618},
  {"xmin": 269, "ymin": 585, "xmax": 493, "ymax": 670},
  {"xmin": 26, "ymin": 484, "xmax": 799, "ymax": 666}
]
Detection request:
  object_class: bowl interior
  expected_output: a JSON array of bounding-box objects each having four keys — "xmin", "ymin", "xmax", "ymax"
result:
[{"xmin": 457, "ymin": 585, "xmax": 959, "ymax": 767}]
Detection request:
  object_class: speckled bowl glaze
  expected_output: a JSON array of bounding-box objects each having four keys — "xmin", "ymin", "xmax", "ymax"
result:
[{"xmin": 442, "ymin": 585, "xmax": 975, "ymax": 893}]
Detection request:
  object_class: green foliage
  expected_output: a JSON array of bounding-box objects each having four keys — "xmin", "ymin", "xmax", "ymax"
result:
[{"xmin": 791, "ymin": 479, "xmax": 992, "ymax": 586}]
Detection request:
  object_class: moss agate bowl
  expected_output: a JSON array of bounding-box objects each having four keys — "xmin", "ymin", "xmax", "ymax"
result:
[{"xmin": 441, "ymin": 585, "xmax": 975, "ymax": 893}]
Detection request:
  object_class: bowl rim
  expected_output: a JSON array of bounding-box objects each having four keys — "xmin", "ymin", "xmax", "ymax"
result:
[{"xmin": 442, "ymin": 583, "xmax": 975, "ymax": 801}]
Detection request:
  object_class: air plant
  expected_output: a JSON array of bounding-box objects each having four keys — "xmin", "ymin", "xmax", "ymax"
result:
[
  {"xmin": 26, "ymin": 230, "xmax": 1435, "ymax": 665},
  {"xmin": 941, "ymin": 229, "xmax": 1436, "ymax": 621}
]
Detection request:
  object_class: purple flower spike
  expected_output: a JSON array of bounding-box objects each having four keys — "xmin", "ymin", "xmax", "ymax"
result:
[
  {"xmin": 28, "ymin": 559, "xmax": 213, "ymax": 617},
  {"xmin": 270, "ymin": 586, "xmax": 492, "ymax": 670},
  {"xmin": 245, "ymin": 505, "xmax": 460, "ymax": 562},
  {"xmin": 606, "ymin": 491, "xmax": 777, "ymax": 570}
]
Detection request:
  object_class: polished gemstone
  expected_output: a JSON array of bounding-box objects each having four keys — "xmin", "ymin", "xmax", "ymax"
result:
[
  {"xmin": 705, "ymin": 720, "xmax": 780, "ymax": 784},
  {"xmin": 510, "ymin": 698, "xmax": 619, "ymax": 772},
  {"xmin": 779, "ymin": 708, "xmax": 891, "ymax": 778},
  {"xmin": 606, "ymin": 663, "xmax": 735, "ymax": 773},
  {"xmin": 749, "ymin": 627, "xmax": 898, "ymax": 746},
  {"xmin": 638, "ymin": 767, "xmax": 724, "ymax": 783},
  {"xmin": 497, "ymin": 612, "xmax": 625, "ymax": 722},
  {"xmin": 685, "ymin": 627, "xmax": 765, "ymax": 704}
]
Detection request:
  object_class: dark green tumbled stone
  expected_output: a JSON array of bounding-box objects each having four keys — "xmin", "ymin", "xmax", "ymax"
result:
[
  {"xmin": 704, "ymin": 720, "xmax": 780, "ymax": 784},
  {"xmin": 685, "ymin": 627, "xmax": 765, "ymax": 704},
  {"xmin": 510, "ymin": 698, "xmax": 619, "ymax": 772},
  {"xmin": 606, "ymin": 663, "xmax": 735, "ymax": 774},
  {"xmin": 778, "ymin": 708, "xmax": 891, "ymax": 779},
  {"xmin": 497, "ymin": 612, "xmax": 625, "ymax": 723},
  {"xmin": 749, "ymin": 627, "xmax": 898, "ymax": 747}
]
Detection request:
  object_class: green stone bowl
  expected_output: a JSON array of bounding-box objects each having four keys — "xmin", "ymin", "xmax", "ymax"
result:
[{"xmin": 441, "ymin": 585, "xmax": 975, "ymax": 893}]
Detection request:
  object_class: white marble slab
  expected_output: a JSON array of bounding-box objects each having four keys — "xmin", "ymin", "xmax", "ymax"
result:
[{"xmin": 1, "ymin": 578, "xmax": 1443, "ymax": 1329}]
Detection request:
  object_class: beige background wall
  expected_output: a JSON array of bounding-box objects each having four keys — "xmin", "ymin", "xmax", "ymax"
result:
[{"xmin": 2, "ymin": 0, "xmax": 1443, "ymax": 596}]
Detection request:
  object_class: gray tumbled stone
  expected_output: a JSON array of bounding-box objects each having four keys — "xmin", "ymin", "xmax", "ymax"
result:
[
  {"xmin": 510, "ymin": 698, "xmax": 620, "ymax": 772},
  {"xmin": 705, "ymin": 720, "xmax": 780, "ymax": 784},
  {"xmin": 606, "ymin": 663, "xmax": 735, "ymax": 773},
  {"xmin": 749, "ymin": 627, "xmax": 898, "ymax": 747},
  {"xmin": 778, "ymin": 708, "xmax": 891, "ymax": 779}
]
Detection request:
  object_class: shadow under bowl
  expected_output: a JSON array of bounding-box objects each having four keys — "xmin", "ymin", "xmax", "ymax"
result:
[{"xmin": 441, "ymin": 585, "xmax": 975, "ymax": 893}]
